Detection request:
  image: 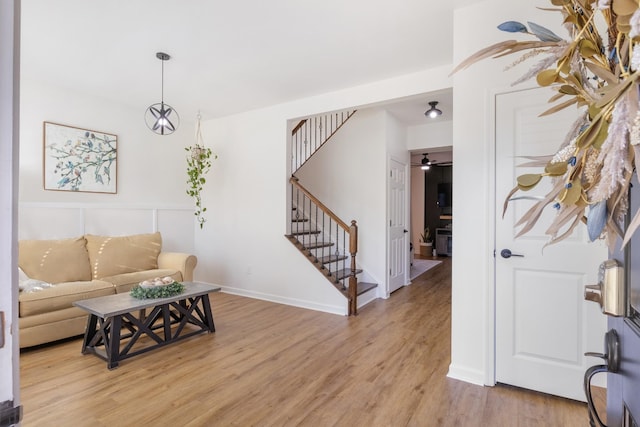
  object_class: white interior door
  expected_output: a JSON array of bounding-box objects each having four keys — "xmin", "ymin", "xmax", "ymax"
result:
[
  {"xmin": 388, "ymin": 158, "xmax": 408, "ymax": 294},
  {"xmin": 495, "ymin": 87, "xmax": 607, "ymax": 401}
]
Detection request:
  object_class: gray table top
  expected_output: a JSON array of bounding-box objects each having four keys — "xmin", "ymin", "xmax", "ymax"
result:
[{"xmin": 73, "ymin": 281, "xmax": 221, "ymax": 318}]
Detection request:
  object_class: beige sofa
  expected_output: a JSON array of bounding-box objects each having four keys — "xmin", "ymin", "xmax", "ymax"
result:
[{"xmin": 18, "ymin": 232, "xmax": 197, "ymax": 348}]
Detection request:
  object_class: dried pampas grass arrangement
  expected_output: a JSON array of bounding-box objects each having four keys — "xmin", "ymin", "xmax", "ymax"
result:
[{"xmin": 453, "ymin": 0, "xmax": 640, "ymax": 248}]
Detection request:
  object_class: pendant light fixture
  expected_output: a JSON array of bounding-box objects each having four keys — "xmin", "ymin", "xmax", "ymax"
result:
[
  {"xmin": 145, "ymin": 52, "xmax": 180, "ymax": 135},
  {"xmin": 424, "ymin": 101, "xmax": 442, "ymax": 119},
  {"xmin": 421, "ymin": 153, "xmax": 431, "ymax": 170}
]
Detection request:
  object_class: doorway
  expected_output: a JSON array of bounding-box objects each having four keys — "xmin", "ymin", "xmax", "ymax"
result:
[{"xmin": 410, "ymin": 149, "xmax": 452, "ymax": 262}]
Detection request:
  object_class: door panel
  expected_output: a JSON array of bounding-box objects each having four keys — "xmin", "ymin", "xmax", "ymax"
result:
[
  {"xmin": 513, "ymin": 270, "xmax": 582, "ymax": 362},
  {"xmin": 389, "ymin": 158, "xmax": 408, "ymax": 294},
  {"xmin": 495, "ymin": 87, "xmax": 607, "ymax": 401}
]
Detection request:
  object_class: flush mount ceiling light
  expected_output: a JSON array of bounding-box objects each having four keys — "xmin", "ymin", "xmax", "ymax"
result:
[
  {"xmin": 421, "ymin": 153, "xmax": 431, "ymax": 170},
  {"xmin": 145, "ymin": 52, "xmax": 180, "ymax": 135},
  {"xmin": 424, "ymin": 101, "xmax": 442, "ymax": 119}
]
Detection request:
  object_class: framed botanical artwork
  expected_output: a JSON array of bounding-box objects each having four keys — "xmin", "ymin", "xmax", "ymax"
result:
[{"xmin": 43, "ymin": 122, "xmax": 117, "ymax": 193}]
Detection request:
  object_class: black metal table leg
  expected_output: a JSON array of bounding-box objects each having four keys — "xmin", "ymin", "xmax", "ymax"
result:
[
  {"xmin": 162, "ymin": 304, "xmax": 171, "ymax": 340},
  {"xmin": 201, "ymin": 295, "xmax": 215, "ymax": 332},
  {"xmin": 81, "ymin": 314, "xmax": 98, "ymax": 354},
  {"xmin": 107, "ymin": 315, "xmax": 122, "ymax": 369}
]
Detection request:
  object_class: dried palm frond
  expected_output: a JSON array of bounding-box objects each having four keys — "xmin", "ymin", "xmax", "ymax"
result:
[{"xmin": 453, "ymin": 1, "xmax": 640, "ymax": 245}]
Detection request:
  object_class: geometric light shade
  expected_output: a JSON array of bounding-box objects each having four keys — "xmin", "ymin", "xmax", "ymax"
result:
[
  {"xmin": 145, "ymin": 52, "xmax": 179, "ymax": 135},
  {"xmin": 145, "ymin": 102, "xmax": 180, "ymax": 135}
]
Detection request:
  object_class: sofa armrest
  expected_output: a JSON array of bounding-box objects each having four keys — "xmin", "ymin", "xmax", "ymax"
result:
[{"xmin": 157, "ymin": 252, "xmax": 198, "ymax": 282}]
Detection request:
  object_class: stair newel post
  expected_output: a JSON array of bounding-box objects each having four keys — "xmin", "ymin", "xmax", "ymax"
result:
[{"xmin": 349, "ymin": 220, "xmax": 358, "ymax": 315}]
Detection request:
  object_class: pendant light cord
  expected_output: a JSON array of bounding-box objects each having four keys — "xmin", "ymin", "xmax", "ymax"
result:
[
  {"xmin": 160, "ymin": 59, "xmax": 165, "ymax": 107},
  {"xmin": 195, "ymin": 112, "xmax": 203, "ymax": 145}
]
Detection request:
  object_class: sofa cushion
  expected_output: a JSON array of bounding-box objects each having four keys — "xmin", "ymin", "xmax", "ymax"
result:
[
  {"xmin": 85, "ymin": 232, "xmax": 162, "ymax": 279},
  {"xmin": 19, "ymin": 305, "xmax": 88, "ymax": 329},
  {"xmin": 19, "ymin": 280, "xmax": 115, "ymax": 317},
  {"xmin": 101, "ymin": 269, "xmax": 183, "ymax": 293},
  {"xmin": 18, "ymin": 236, "xmax": 92, "ymax": 283}
]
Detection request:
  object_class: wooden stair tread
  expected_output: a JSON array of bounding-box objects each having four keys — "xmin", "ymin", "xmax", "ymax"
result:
[
  {"xmin": 290, "ymin": 229, "xmax": 321, "ymax": 236},
  {"xmin": 357, "ymin": 282, "xmax": 377, "ymax": 295},
  {"xmin": 334, "ymin": 268, "xmax": 363, "ymax": 281},
  {"xmin": 285, "ymin": 235, "xmax": 334, "ymax": 250},
  {"xmin": 304, "ymin": 241, "xmax": 334, "ymax": 249},
  {"xmin": 317, "ymin": 254, "xmax": 348, "ymax": 264}
]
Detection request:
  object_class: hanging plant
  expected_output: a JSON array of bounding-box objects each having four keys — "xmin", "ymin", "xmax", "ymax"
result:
[{"xmin": 186, "ymin": 114, "xmax": 217, "ymax": 228}]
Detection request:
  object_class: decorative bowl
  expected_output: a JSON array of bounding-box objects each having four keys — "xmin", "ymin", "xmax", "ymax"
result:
[{"xmin": 139, "ymin": 277, "xmax": 176, "ymax": 289}]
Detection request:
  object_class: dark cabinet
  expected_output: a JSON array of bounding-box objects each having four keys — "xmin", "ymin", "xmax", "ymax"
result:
[{"xmin": 435, "ymin": 228, "xmax": 452, "ymax": 256}]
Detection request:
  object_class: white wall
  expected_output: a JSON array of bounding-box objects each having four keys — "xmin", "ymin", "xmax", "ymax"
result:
[
  {"xmin": 450, "ymin": 0, "xmax": 561, "ymax": 384},
  {"xmin": 18, "ymin": 78, "xmax": 197, "ymax": 250},
  {"xmin": 20, "ymin": 78, "xmax": 193, "ymax": 205},
  {"xmin": 385, "ymin": 111, "xmax": 410, "ymax": 163},
  {"xmin": 407, "ymin": 120, "xmax": 452, "ymax": 151},
  {"xmin": 196, "ymin": 66, "xmax": 452, "ymax": 314},
  {"xmin": 18, "ymin": 204, "xmax": 194, "ymax": 253}
]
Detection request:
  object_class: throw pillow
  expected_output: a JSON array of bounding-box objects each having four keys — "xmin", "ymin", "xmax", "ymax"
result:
[
  {"xmin": 18, "ymin": 236, "xmax": 92, "ymax": 283},
  {"xmin": 18, "ymin": 267, "xmax": 29, "ymax": 282},
  {"xmin": 19, "ymin": 278, "xmax": 55, "ymax": 293}
]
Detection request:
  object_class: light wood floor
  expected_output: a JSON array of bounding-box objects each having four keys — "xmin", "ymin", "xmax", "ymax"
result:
[{"xmin": 20, "ymin": 258, "xmax": 602, "ymax": 426}]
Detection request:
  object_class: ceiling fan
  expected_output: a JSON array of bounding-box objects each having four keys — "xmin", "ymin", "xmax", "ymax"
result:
[{"xmin": 411, "ymin": 153, "xmax": 452, "ymax": 170}]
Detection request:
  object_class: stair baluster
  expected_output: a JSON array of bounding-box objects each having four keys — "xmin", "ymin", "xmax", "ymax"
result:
[
  {"xmin": 290, "ymin": 110, "xmax": 356, "ymax": 175},
  {"xmin": 287, "ymin": 177, "xmax": 367, "ymax": 315}
]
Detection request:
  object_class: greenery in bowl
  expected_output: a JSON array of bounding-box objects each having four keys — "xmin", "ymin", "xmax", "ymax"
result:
[{"xmin": 130, "ymin": 282, "xmax": 185, "ymax": 299}]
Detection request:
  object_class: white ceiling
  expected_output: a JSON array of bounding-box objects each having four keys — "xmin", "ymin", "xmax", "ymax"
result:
[{"xmin": 20, "ymin": 0, "xmax": 481, "ymax": 123}]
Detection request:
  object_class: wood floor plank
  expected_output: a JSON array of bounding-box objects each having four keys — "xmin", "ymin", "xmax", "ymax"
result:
[{"xmin": 20, "ymin": 258, "xmax": 601, "ymax": 426}]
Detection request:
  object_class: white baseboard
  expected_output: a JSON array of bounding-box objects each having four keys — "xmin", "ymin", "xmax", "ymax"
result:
[
  {"xmin": 219, "ymin": 286, "xmax": 347, "ymax": 316},
  {"xmin": 447, "ymin": 363, "xmax": 485, "ymax": 386}
]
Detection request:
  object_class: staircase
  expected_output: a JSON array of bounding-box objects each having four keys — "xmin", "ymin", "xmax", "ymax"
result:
[{"xmin": 285, "ymin": 110, "xmax": 377, "ymax": 315}]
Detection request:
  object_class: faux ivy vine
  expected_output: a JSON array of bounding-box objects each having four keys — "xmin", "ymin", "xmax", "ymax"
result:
[{"xmin": 186, "ymin": 114, "xmax": 217, "ymax": 229}]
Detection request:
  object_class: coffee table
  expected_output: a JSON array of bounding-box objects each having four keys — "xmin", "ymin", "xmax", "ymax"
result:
[{"xmin": 73, "ymin": 281, "xmax": 220, "ymax": 369}]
